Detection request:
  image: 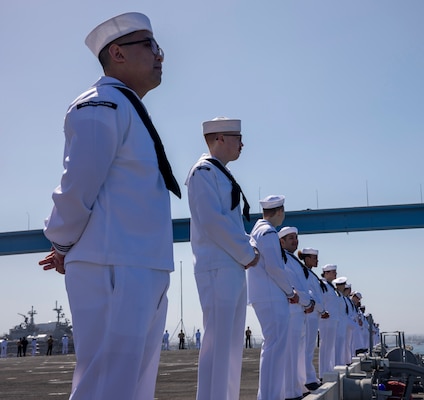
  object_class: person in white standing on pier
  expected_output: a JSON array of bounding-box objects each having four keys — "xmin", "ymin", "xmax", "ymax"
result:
[
  {"xmin": 186, "ymin": 117, "xmax": 259, "ymax": 400},
  {"xmin": 62, "ymin": 334, "xmax": 69, "ymax": 355},
  {"xmin": 195, "ymin": 329, "xmax": 201, "ymax": 350},
  {"xmin": 1, "ymin": 339, "xmax": 7, "ymax": 358},
  {"xmin": 31, "ymin": 337, "xmax": 37, "ymax": 356},
  {"xmin": 278, "ymin": 227, "xmax": 315, "ymax": 400},
  {"xmin": 38, "ymin": 11, "xmax": 181, "ymax": 400},
  {"xmin": 319, "ymin": 264, "xmax": 341, "ymax": 379},
  {"xmin": 247, "ymin": 195, "xmax": 300, "ymax": 400},
  {"xmin": 297, "ymin": 247, "xmax": 329, "ymax": 391}
]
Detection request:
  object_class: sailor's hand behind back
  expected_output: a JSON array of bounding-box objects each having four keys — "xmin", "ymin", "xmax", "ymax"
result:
[
  {"xmin": 245, "ymin": 247, "xmax": 260, "ymax": 269},
  {"xmin": 38, "ymin": 249, "xmax": 65, "ymax": 275}
]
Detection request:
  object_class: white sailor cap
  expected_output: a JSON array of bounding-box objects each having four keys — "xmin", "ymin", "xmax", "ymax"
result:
[
  {"xmin": 259, "ymin": 195, "xmax": 285, "ymax": 210},
  {"xmin": 345, "ymin": 283, "xmax": 351, "ymax": 289},
  {"xmin": 278, "ymin": 226, "xmax": 298, "ymax": 239},
  {"xmin": 333, "ymin": 276, "xmax": 347, "ymax": 285},
  {"xmin": 202, "ymin": 117, "xmax": 241, "ymax": 135},
  {"xmin": 302, "ymin": 247, "xmax": 318, "ymax": 255},
  {"xmin": 85, "ymin": 12, "xmax": 153, "ymax": 57},
  {"xmin": 322, "ymin": 264, "xmax": 337, "ymax": 272},
  {"xmin": 352, "ymin": 291, "xmax": 363, "ymax": 299}
]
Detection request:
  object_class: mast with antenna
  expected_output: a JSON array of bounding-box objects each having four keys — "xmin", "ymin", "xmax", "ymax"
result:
[{"xmin": 170, "ymin": 261, "xmax": 189, "ymax": 348}]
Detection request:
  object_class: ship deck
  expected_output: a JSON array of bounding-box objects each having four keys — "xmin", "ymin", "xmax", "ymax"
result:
[
  {"xmin": 0, "ymin": 349, "xmax": 258, "ymax": 400},
  {"xmin": 0, "ymin": 348, "xmax": 423, "ymax": 399}
]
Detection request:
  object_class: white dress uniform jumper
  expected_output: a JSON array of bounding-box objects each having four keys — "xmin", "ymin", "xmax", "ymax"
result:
[
  {"xmin": 186, "ymin": 153, "xmax": 255, "ymax": 400},
  {"xmin": 281, "ymin": 250, "xmax": 314, "ymax": 399},
  {"xmin": 44, "ymin": 77, "xmax": 175, "ymax": 400},
  {"xmin": 247, "ymin": 219, "xmax": 295, "ymax": 400},
  {"xmin": 318, "ymin": 278, "xmax": 341, "ymax": 378},
  {"xmin": 305, "ymin": 268, "xmax": 326, "ymax": 386}
]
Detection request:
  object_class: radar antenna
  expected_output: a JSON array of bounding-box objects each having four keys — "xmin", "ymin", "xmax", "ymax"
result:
[{"xmin": 53, "ymin": 301, "xmax": 64, "ymax": 325}]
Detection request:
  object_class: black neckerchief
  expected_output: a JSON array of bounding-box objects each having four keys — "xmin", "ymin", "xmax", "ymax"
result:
[
  {"xmin": 286, "ymin": 251, "xmax": 309, "ymax": 279},
  {"xmin": 205, "ymin": 158, "xmax": 250, "ymax": 221},
  {"xmin": 281, "ymin": 246, "xmax": 288, "ymax": 263},
  {"xmin": 308, "ymin": 268, "xmax": 328, "ymax": 293},
  {"xmin": 325, "ymin": 279, "xmax": 340, "ymax": 296},
  {"xmin": 347, "ymin": 296, "xmax": 355, "ymax": 311},
  {"xmin": 114, "ymin": 86, "xmax": 181, "ymax": 198},
  {"xmin": 341, "ymin": 295, "xmax": 349, "ymax": 314}
]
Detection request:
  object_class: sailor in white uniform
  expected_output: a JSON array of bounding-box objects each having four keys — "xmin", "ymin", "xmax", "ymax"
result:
[
  {"xmin": 359, "ymin": 305, "xmax": 370, "ymax": 353},
  {"xmin": 297, "ymin": 247, "xmax": 329, "ymax": 391},
  {"xmin": 343, "ymin": 283, "xmax": 357, "ymax": 363},
  {"xmin": 318, "ymin": 264, "xmax": 341, "ymax": 379},
  {"xmin": 195, "ymin": 329, "xmax": 201, "ymax": 350},
  {"xmin": 373, "ymin": 323, "xmax": 380, "ymax": 347},
  {"xmin": 350, "ymin": 291, "xmax": 365, "ymax": 355},
  {"xmin": 61, "ymin": 334, "xmax": 69, "ymax": 355},
  {"xmin": 333, "ymin": 276, "xmax": 350, "ymax": 366},
  {"xmin": 247, "ymin": 195, "xmax": 300, "ymax": 400},
  {"xmin": 1, "ymin": 339, "xmax": 7, "ymax": 358},
  {"xmin": 186, "ymin": 117, "xmax": 259, "ymax": 400},
  {"xmin": 39, "ymin": 12, "xmax": 180, "ymax": 400},
  {"xmin": 31, "ymin": 337, "xmax": 37, "ymax": 356},
  {"xmin": 279, "ymin": 227, "xmax": 315, "ymax": 400},
  {"xmin": 162, "ymin": 330, "xmax": 170, "ymax": 351}
]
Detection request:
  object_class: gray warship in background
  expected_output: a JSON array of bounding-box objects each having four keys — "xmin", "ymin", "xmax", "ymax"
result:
[{"xmin": 7, "ymin": 301, "xmax": 72, "ymax": 341}]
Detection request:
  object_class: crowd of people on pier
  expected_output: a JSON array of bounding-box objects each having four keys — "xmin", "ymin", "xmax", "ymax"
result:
[{"xmin": 0, "ymin": 334, "xmax": 70, "ymax": 357}]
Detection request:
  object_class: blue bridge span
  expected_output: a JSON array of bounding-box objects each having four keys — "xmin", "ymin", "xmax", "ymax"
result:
[{"xmin": 0, "ymin": 203, "xmax": 423, "ymax": 256}]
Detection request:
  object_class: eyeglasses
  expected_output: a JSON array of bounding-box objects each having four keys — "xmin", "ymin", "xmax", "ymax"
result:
[
  {"xmin": 222, "ymin": 134, "xmax": 242, "ymax": 141},
  {"xmin": 117, "ymin": 38, "xmax": 164, "ymax": 59}
]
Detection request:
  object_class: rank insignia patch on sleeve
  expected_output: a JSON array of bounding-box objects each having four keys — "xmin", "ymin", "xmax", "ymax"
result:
[{"xmin": 77, "ymin": 101, "xmax": 118, "ymax": 110}]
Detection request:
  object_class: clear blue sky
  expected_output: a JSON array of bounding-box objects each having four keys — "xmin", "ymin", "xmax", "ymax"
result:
[{"xmin": 1, "ymin": 0, "xmax": 423, "ymax": 341}]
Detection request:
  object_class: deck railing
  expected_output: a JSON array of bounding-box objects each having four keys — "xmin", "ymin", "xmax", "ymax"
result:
[{"xmin": 304, "ymin": 356, "xmax": 366, "ymax": 400}]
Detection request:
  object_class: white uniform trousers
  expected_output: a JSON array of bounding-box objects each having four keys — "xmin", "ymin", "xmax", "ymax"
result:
[
  {"xmin": 252, "ymin": 300, "xmax": 289, "ymax": 400},
  {"xmin": 335, "ymin": 317, "xmax": 348, "ymax": 365},
  {"xmin": 305, "ymin": 312, "xmax": 320, "ymax": 385},
  {"xmin": 351, "ymin": 323, "xmax": 363, "ymax": 355},
  {"xmin": 65, "ymin": 262, "xmax": 169, "ymax": 400},
  {"xmin": 318, "ymin": 318, "xmax": 338, "ymax": 379},
  {"xmin": 360, "ymin": 321, "xmax": 370, "ymax": 351},
  {"xmin": 345, "ymin": 321, "xmax": 355, "ymax": 364},
  {"xmin": 283, "ymin": 310, "xmax": 307, "ymax": 399},
  {"xmin": 195, "ymin": 267, "xmax": 246, "ymax": 400}
]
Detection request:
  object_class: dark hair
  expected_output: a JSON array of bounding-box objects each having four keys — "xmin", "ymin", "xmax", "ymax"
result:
[
  {"xmin": 98, "ymin": 45, "xmax": 110, "ymax": 69},
  {"xmin": 204, "ymin": 133, "xmax": 218, "ymax": 146},
  {"xmin": 263, "ymin": 206, "xmax": 283, "ymax": 218},
  {"xmin": 98, "ymin": 31, "xmax": 137, "ymax": 69}
]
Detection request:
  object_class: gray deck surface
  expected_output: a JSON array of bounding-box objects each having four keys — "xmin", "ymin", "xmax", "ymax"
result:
[
  {"xmin": 0, "ymin": 348, "xmax": 261, "ymax": 399},
  {"xmin": 2, "ymin": 349, "xmax": 423, "ymax": 399}
]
